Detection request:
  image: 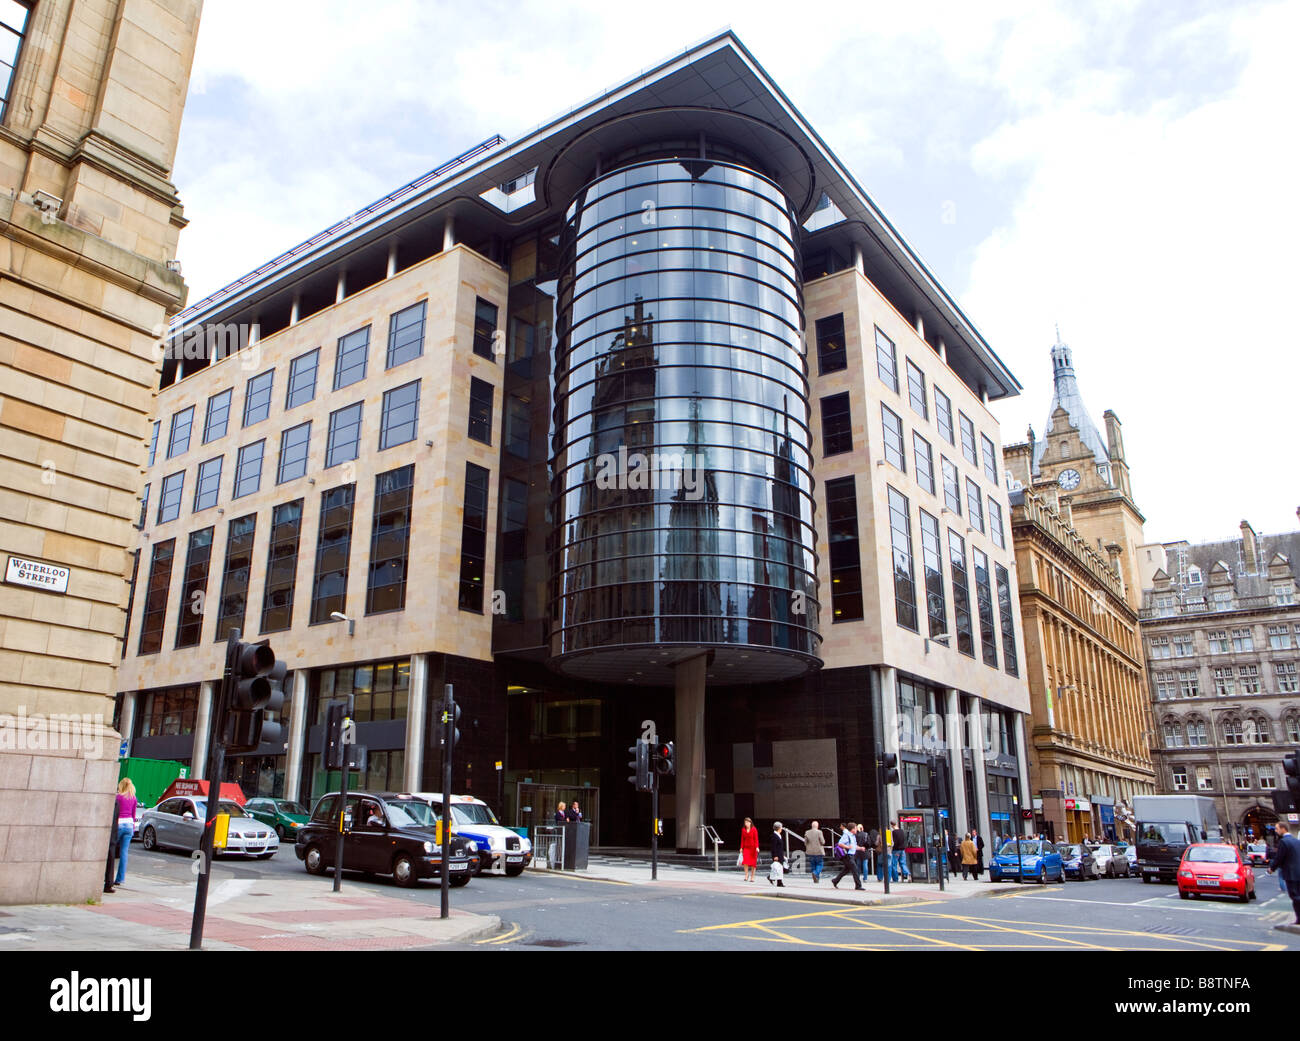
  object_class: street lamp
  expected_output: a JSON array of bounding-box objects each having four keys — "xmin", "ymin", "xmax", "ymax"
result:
[
  {"xmin": 924, "ymin": 632, "xmax": 951, "ymax": 655},
  {"xmin": 329, "ymin": 611, "xmax": 355, "ymax": 637}
]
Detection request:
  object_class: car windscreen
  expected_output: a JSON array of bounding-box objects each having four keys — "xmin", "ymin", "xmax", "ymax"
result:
[
  {"xmin": 1248, "ymin": 844, "xmax": 1267, "ymax": 853},
  {"xmin": 1060, "ymin": 845, "xmax": 1081, "ymax": 857},
  {"xmin": 452, "ymin": 803, "xmax": 499, "ymax": 826},
  {"xmin": 1138, "ymin": 823, "xmax": 1188, "ymax": 844},
  {"xmin": 275, "ymin": 801, "xmax": 308, "ymax": 816},
  {"xmin": 1185, "ymin": 847, "xmax": 1237, "ymax": 864},
  {"xmin": 998, "ymin": 842, "xmax": 1041, "ymax": 856},
  {"xmin": 193, "ymin": 799, "xmax": 247, "ymax": 818},
  {"xmin": 387, "ymin": 801, "xmax": 435, "ymax": 828}
]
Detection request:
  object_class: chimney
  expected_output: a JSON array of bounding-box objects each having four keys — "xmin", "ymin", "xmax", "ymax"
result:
[
  {"xmin": 1240, "ymin": 520, "xmax": 1258, "ymax": 573},
  {"xmin": 1103, "ymin": 410, "xmax": 1125, "ymax": 462}
]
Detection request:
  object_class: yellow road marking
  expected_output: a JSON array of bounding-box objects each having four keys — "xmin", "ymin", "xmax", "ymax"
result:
[{"xmin": 476, "ymin": 922, "xmax": 524, "ymax": 945}]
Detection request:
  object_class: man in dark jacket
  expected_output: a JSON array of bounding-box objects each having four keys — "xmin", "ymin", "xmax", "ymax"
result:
[{"xmin": 1267, "ymin": 821, "xmax": 1300, "ymax": 924}]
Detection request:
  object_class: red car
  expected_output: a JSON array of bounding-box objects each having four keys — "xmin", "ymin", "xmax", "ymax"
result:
[{"xmin": 1177, "ymin": 843, "xmax": 1256, "ymax": 902}]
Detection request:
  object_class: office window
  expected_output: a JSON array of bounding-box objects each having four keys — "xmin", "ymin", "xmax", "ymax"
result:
[
  {"xmin": 0, "ymin": 2, "xmax": 32, "ymax": 122},
  {"xmin": 1276, "ymin": 585, "xmax": 1296, "ymax": 606},
  {"xmin": 881, "ymin": 404, "xmax": 905, "ymax": 471},
  {"xmin": 966, "ymin": 478, "xmax": 984, "ymax": 532},
  {"xmin": 973, "ymin": 548, "xmax": 997, "ymax": 668},
  {"xmin": 167, "ymin": 406, "xmax": 194, "ymax": 459},
  {"xmin": 988, "ymin": 499, "xmax": 1006, "ymax": 549},
  {"xmin": 1172, "ymin": 633, "xmax": 1194, "ymax": 657},
  {"xmin": 821, "ymin": 392, "xmax": 852, "ymax": 456},
  {"xmin": 242, "ymin": 369, "xmax": 274, "ymax": 426},
  {"xmin": 215, "ymin": 515, "xmax": 256, "ymax": 641},
  {"xmin": 277, "ymin": 422, "xmax": 311, "ymax": 484},
  {"xmin": 506, "ymin": 395, "xmax": 531, "ymax": 459},
  {"xmin": 286, "ymin": 349, "xmax": 319, "ymax": 409},
  {"xmin": 996, "ymin": 563, "xmax": 1018, "ymax": 676},
  {"xmin": 366, "ymin": 465, "xmax": 414, "ymax": 614},
  {"xmin": 380, "ymin": 380, "xmax": 420, "ymax": 450},
  {"xmin": 1171, "ymin": 769, "xmax": 1188, "ymax": 790},
  {"xmin": 1213, "ymin": 589, "xmax": 1233, "ymax": 610},
  {"xmin": 193, "ymin": 456, "xmax": 222, "ymax": 512},
  {"xmin": 1187, "ymin": 720, "xmax": 1209, "ymax": 747},
  {"xmin": 387, "ymin": 301, "xmax": 426, "ymax": 369},
  {"xmin": 1260, "ymin": 765, "xmax": 1277, "ymax": 789},
  {"xmin": 826, "ymin": 476, "xmax": 863, "ymax": 622},
  {"xmin": 468, "ymin": 376, "xmax": 494, "ymax": 444},
  {"xmin": 459, "ymin": 463, "xmax": 490, "ymax": 611},
  {"xmin": 875, "ymin": 327, "xmax": 898, "ymax": 392},
  {"xmin": 1277, "ymin": 662, "xmax": 1299, "ymax": 693},
  {"xmin": 913, "ymin": 433, "xmax": 935, "ymax": 495},
  {"xmin": 233, "ymin": 440, "xmax": 265, "ymax": 498},
  {"xmin": 1213, "ymin": 667, "xmax": 1235, "ymax": 696},
  {"xmin": 1239, "ymin": 664, "xmax": 1261, "ymax": 694},
  {"xmin": 815, "ymin": 313, "xmax": 846, "ymax": 374},
  {"xmin": 981, "ymin": 434, "xmax": 998, "ymax": 483},
  {"xmin": 316, "ymin": 660, "xmax": 410, "ymax": 727},
  {"xmin": 137, "ymin": 538, "xmax": 175, "ymax": 655},
  {"xmin": 1163, "ymin": 723, "xmax": 1184, "ymax": 749},
  {"xmin": 203, "ymin": 389, "xmax": 232, "ymax": 443},
  {"xmin": 919, "ymin": 511, "xmax": 947, "ymax": 638},
  {"xmin": 1149, "ymin": 635, "xmax": 1171, "ymax": 659},
  {"xmin": 887, "ymin": 487, "xmax": 918, "ymax": 632},
  {"xmin": 326, "ymin": 402, "xmax": 363, "ymax": 467},
  {"xmin": 310, "ymin": 483, "xmax": 356, "ymax": 624},
  {"xmin": 906, "ymin": 359, "xmax": 928, "ymax": 419},
  {"xmin": 148, "ymin": 420, "xmax": 160, "ymax": 466},
  {"xmin": 473, "ymin": 297, "xmax": 498, "ymax": 360},
  {"xmin": 934, "ymin": 387, "xmax": 954, "ymax": 444},
  {"xmin": 948, "ymin": 529, "xmax": 974, "ymax": 657},
  {"xmin": 959, "ymin": 413, "xmax": 978, "ymax": 466},
  {"xmin": 334, "ymin": 326, "xmax": 370, "ymax": 390},
  {"xmin": 261, "ymin": 500, "xmax": 303, "ymax": 633},
  {"xmin": 941, "ymin": 457, "xmax": 961, "ymax": 514},
  {"xmin": 174, "ymin": 527, "xmax": 214, "ymax": 649},
  {"xmin": 1155, "ymin": 673, "xmax": 1176, "ymax": 700},
  {"xmin": 139, "ymin": 483, "xmax": 150, "ymax": 529},
  {"xmin": 1232, "ymin": 628, "xmax": 1254, "ymax": 652},
  {"xmin": 1268, "ymin": 624, "xmax": 1292, "ymax": 650},
  {"xmin": 1196, "ymin": 766, "xmax": 1213, "ymax": 791},
  {"xmin": 157, "ymin": 471, "xmax": 184, "ymax": 524},
  {"xmin": 1178, "ymin": 670, "xmax": 1200, "ymax": 698},
  {"xmin": 1218, "ymin": 718, "xmax": 1240, "ymax": 745}
]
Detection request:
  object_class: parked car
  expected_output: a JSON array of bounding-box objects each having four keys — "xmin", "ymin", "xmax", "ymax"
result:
[
  {"xmin": 294, "ymin": 791, "xmax": 475, "ymax": 888},
  {"xmin": 1177, "ymin": 843, "xmax": 1256, "ymax": 902},
  {"xmin": 1091, "ymin": 843, "xmax": 1132, "ymax": 878},
  {"xmin": 1244, "ymin": 842, "xmax": 1269, "ymax": 867},
  {"xmin": 1122, "ymin": 842, "xmax": 1140, "ymax": 871},
  {"xmin": 988, "ymin": 840, "xmax": 1064, "ymax": 884},
  {"xmin": 1060, "ymin": 843, "xmax": 1099, "ymax": 880},
  {"xmin": 245, "ymin": 797, "xmax": 310, "ymax": 841},
  {"xmin": 138, "ymin": 796, "xmax": 279, "ymax": 858},
  {"xmin": 411, "ymin": 793, "xmax": 532, "ymax": 876}
]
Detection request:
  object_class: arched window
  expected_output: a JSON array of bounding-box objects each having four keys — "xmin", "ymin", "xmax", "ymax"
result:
[
  {"xmin": 1249, "ymin": 717, "xmax": 1271, "ymax": 743},
  {"xmin": 1222, "ymin": 718, "xmax": 1244, "ymax": 745},
  {"xmin": 1286, "ymin": 714, "xmax": 1300, "ymax": 744},
  {"xmin": 1162, "ymin": 720, "xmax": 1184, "ymax": 748},
  {"xmin": 1187, "ymin": 719, "xmax": 1209, "ymax": 746}
]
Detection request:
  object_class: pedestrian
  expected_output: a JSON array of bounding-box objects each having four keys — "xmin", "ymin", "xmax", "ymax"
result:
[
  {"xmin": 804, "ymin": 820, "xmax": 825, "ymax": 883},
  {"xmin": 831, "ymin": 820, "xmax": 862, "ymax": 890},
  {"xmin": 1267, "ymin": 820, "xmax": 1300, "ymax": 924},
  {"xmin": 554, "ymin": 801, "xmax": 567, "ymax": 823},
  {"xmin": 111, "ymin": 778, "xmax": 137, "ymax": 889},
  {"xmin": 854, "ymin": 823, "xmax": 870, "ymax": 882},
  {"xmin": 892, "ymin": 821, "xmax": 911, "ymax": 881},
  {"xmin": 946, "ymin": 828, "xmax": 960, "ymax": 877},
  {"xmin": 867, "ymin": 826, "xmax": 880, "ymax": 877},
  {"xmin": 971, "ymin": 828, "xmax": 985, "ymax": 878},
  {"xmin": 103, "ymin": 800, "xmax": 119, "ymax": 895},
  {"xmin": 960, "ymin": 832, "xmax": 978, "ymax": 880},
  {"xmin": 739, "ymin": 817, "xmax": 760, "ymax": 882},
  {"xmin": 875, "ymin": 824, "xmax": 896, "ymax": 882},
  {"xmin": 566, "ymin": 800, "xmax": 582, "ymax": 822},
  {"xmin": 768, "ymin": 821, "xmax": 787, "ymax": 887}
]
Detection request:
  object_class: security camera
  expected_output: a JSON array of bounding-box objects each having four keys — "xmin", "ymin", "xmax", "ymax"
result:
[{"xmin": 31, "ymin": 189, "xmax": 62, "ymax": 214}]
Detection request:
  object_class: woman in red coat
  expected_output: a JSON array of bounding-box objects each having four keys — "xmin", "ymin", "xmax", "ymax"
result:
[{"xmin": 740, "ymin": 817, "xmax": 760, "ymax": 882}]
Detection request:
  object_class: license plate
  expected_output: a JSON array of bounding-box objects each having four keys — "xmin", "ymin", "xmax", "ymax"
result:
[
  {"xmin": 506, "ymin": 856, "xmax": 523, "ymax": 863},
  {"xmin": 1197, "ymin": 877, "xmax": 1219, "ymax": 886},
  {"xmin": 1004, "ymin": 867, "xmax": 1018, "ymax": 873},
  {"xmin": 450, "ymin": 863, "xmax": 467, "ymax": 871}
]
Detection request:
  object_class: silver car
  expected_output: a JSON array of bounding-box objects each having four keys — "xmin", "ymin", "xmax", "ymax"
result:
[
  {"xmin": 1091, "ymin": 843, "xmax": 1132, "ymax": 878},
  {"xmin": 138, "ymin": 796, "xmax": 279, "ymax": 858}
]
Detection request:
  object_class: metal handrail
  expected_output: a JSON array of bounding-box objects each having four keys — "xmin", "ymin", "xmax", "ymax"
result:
[{"xmin": 700, "ymin": 824, "xmax": 724, "ymax": 871}]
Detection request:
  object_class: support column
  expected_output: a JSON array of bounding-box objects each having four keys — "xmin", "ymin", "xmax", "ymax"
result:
[
  {"xmin": 191, "ymin": 680, "xmax": 216, "ymax": 779},
  {"xmin": 335, "ymin": 270, "xmax": 347, "ymax": 303},
  {"xmin": 969, "ymin": 697, "xmax": 991, "ymax": 843},
  {"xmin": 674, "ymin": 654, "xmax": 707, "ymax": 852},
  {"xmin": 290, "ymin": 294, "xmax": 301, "ymax": 324},
  {"xmin": 1014, "ymin": 712, "xmax": 1032, "ymax": 837},
  {"xmin": 852, "ymin": 242, "xmax": 865, "ymax": 275},
  {"xmin": 283, "ymin": 670, "xmax": 309, "ymax": 802},
  {"xmin": 117, "ymin": 693, "xmax": 137, "ymax": 760},
  {"xmin": 386, "ymin": 240, "xmax": 399, "ymax": 278},
  {"xmin": 945, "ymin": 687, "xmax": 968, "ymax": 834},
  {"xmin": 404, "ymin": 654, "xmax": 428, "ymax": 793},
  {"xmin": 442, "ymin": 215, "xmax": 456, "ymax": 252},
  {"xmin": 937, "ymin": 338, "xmax": 948, "ymax": 364},
  {"xmin": 879, "ymin": 666, "xmax": 902, "ymax": 823}
]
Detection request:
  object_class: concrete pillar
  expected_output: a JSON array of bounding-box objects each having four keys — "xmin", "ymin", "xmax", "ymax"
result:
[
  {"xmin": 335, "ymin": 270, "xmax": 346, "ymax": 303},
  {"xmin": 879, "ymin": 666, "xmax": 901, "ymax": 823},
  {"xmin": 283, "ymin": 670, "xmax": 309, "ymax": 802},
  {"xmin": 442, "ymin": 215, "xmax": 456, "ymax": 252},
  {"xmin": 969, "ymin": 697, "xmax": 991, "ymax": 843},
  {"xmin": 674, "ymin": 654, "xmax": 707, "ymax": 852},
  {"xmin": 936, "ymin": 338, "xmax": 948, "ymax": 363},
  {"xmin": 290, "ymin": 294, "xmax": 301, "ymax": 324},
  {"xmin": 1014, "ymin": 712, "xmax": 1032, "ymax": 836},
  {"xmin": 404, "ymin": 654, "xmax": 428, "ymax": 793},
  {"xmin": 386, "ymin": 240, "xmax": 399, "ymax": 278},
  {"xmin": 852, "ymin": 242, "xmax": 865, "ymax": 275},
  {"xmin": 117, "ymin": 692, "xmax": 138, "ymax": 759},
  {"xmin": 945, "ymin": 687, "xmax": 968, "ymax": 834},
  {"xmin": 191, "ymin": 680, "xmax": 216, "ymax": 778},
  {"xmin": 914, "ymin": 313, "xmax": 925, "ymax": 340}
]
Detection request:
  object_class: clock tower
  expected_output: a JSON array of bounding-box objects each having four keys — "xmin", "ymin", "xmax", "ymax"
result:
[{"xmin": 1004, "ymin": 333, "xmax": 1146, "ymax": 610}]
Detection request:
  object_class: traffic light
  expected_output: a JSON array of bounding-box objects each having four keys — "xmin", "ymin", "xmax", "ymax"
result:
[
  {"xmin": 440, "ymin": 699, "xmax": 461, "ymax": 750},
  {"xmin": 1285, "ymin": 750, "xmax": 1300, "ymax": 803},
  {"xmin": 653, "ymin": 741, "xmax": 675, "ymax": 776},
  {"xmin": 881, "ymin": 752, "xmax": 900, "ymax": 786},
  {"xmin": 627, "ymin": 740, "xmax": 651, "ymax": 791},
  {"xmin": 324, "ymin": 698, "xmax": 351, "ymax": 770},
  {"xmin": 225, "ymin": 639, "xmax": 285, "ymax": 754}
]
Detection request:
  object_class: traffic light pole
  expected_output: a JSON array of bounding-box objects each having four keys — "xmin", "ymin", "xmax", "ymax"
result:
[
  {"xmin": 440, "ymin": 684, "xmax": 454, "ymax": 920},
  {"xmin": 190, "ymin": 629, "xmax": 237, "ymax": 950},
  {"xmin": 651, "ymin": 770, "xmax": 659, "ymax": 882}
]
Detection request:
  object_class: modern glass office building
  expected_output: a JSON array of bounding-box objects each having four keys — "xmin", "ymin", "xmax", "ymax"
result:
[{"xmin": 116, "ymin": 33, "xmax": 1034, "ymax": 856}]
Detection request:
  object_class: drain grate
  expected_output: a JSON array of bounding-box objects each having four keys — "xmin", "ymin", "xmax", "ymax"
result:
[
  {"xmin": 1145, "ymin": 924, "xmax": 1201, "ymax": 936},
  {"xmin": 524, "ymin": 938, "xmax": 584, "ymax": 948}
]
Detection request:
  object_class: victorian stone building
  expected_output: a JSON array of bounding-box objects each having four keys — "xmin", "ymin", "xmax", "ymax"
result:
[
  {"xmin": 1137, "ymin": 519, "xmax": 1300, "ymax": 841},
  {"xmin": 1003, "ymin": 335, "xmax": 1156, "ymax": 842},
  {"xmin": 0, "ymin": 0, "xmax": 202, "ymax": 903}
]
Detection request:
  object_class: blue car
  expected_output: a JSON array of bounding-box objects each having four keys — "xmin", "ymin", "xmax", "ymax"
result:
[{"xmin": 988, "ymin": 840, "xmax": 1065, "ymax": 884}]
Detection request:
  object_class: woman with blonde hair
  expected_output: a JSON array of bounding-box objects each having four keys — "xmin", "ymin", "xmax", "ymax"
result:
[{"xmin": 110, "ymin": 778, "xmax": 138, "ymax": 890}]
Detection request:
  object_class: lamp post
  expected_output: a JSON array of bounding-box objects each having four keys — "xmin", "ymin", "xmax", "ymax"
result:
[{"xmin": 329, "ymin": 611, "xmax": 355, "ymax": 637}]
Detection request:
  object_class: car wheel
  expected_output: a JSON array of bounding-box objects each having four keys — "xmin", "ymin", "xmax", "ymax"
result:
[
  {"xmin": 1248, "ymin": 886, "xmax": 1257, "ymax": 900},
  {"xmin": 1037, "ymin": 867, "xmax": 1047, "ymax": 885},
  {"xmin": 449, "ymin": 875, "xmax": 470, "ymax": 888},
  {"xmin": 392, "ymin": 853, "xmax": 416, "ymax": 888},
  {"xmin": 505, "ymin": 864, "xmax": 526, "ymax": 877},
  {"xmin": 1180, "ymin": 889, "xmax": 1190, "ymax": 899},
  {"xmin": 276, "ymin": 824, "xmax": 287, "ymax": 841},
  {"xmin": 141, "ymin": 826, "xmax": 157, "ymax": 851},
  {"xmin": 1142, "ymin": 875, "xmax": 1151, "ymax": 884},
  {"xmin": 304, "ymin": 845, "xmax": 326, "ymax": 876}
]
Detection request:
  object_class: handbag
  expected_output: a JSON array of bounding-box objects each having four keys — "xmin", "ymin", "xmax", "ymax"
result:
[
  {"xmin": 769, "ymin": 858, "xmax": 784, "ymax": 881},
  {"xmin": 736, "ymin": 852, "xmax": 744, "ymax": 867}
]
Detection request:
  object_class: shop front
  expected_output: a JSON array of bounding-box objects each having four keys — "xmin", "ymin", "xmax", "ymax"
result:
[{"xmin": 1064, "ymin": 797, "xmax": 1093, "ymax": 842}]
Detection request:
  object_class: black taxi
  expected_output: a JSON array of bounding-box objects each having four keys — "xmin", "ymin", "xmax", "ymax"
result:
[{"xmin": 295, "ymin": 791, "xmax": 475, "ymax": 887}]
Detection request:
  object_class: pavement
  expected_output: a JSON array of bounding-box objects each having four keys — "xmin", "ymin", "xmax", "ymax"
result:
[{"xmin": 0, "ymin": 868, "xmax": 499, "ymax": 951}]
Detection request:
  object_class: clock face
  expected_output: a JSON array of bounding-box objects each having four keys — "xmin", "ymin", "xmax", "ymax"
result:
[{"xmin": 1058, "ymin": 468, "xmax": 1081, "ymax": 490}]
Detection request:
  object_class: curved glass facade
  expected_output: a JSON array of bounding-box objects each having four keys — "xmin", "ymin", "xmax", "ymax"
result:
[{"xmin": 549, "ymin": 156, "xmax": 821, "ymax": 681}]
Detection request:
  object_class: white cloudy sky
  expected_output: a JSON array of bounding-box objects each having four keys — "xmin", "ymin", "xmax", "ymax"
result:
[{"xmin": 172, "ymin": 0, "xmax": 1298, "ymax": 545}]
